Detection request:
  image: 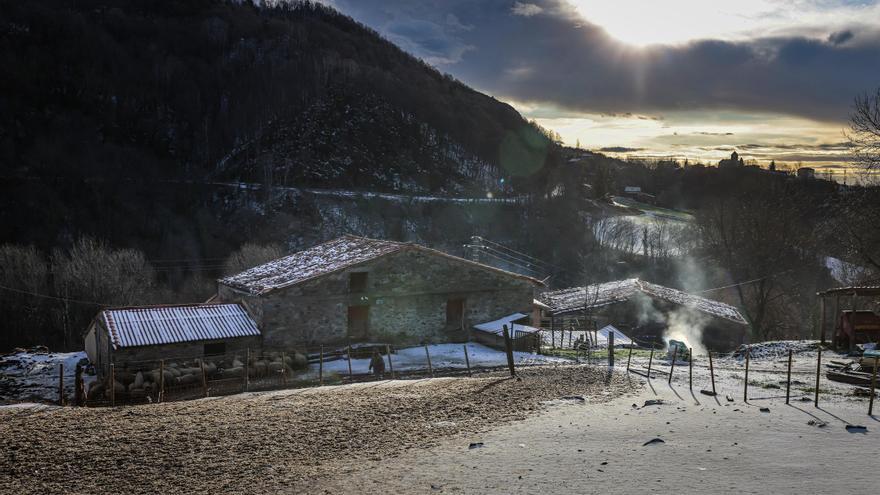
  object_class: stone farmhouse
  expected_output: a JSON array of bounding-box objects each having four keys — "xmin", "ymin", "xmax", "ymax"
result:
[{"xmin": 217, "ymin": 235, "xmax": 544, "ymax": 348}]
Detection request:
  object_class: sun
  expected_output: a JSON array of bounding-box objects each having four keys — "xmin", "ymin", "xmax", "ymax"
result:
[{"xmin": 569, "ymin": 0, "xmax": 775, "ymax": 47}]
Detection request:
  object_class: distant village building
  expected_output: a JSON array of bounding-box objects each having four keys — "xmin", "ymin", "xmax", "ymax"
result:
[
  {"xmin": 718, "ymin": 151, "xmax": 745, "ymax": 169},
  {"xmin": 622, "ymin": 186, "xmax": 657, "ymax": 204},
  {"xmin": 797, "ymin": 167, "xmax": 816, "ymax": 180},
  {"xmin": 84, "ymin": 303, "xmax": 261, "ymax": 377},
  {"xmin": 536, "ymin": 279, "xmax": 749, "ymax": 350},
  {"xmin": 217, "ymin": 235, "xmax": 543, "ymax": 348}
]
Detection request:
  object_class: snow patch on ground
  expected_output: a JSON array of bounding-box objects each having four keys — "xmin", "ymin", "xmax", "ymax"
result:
[
  {"xmin": 733, "ymin": 340, "xmax": 821, "ymax": 360},
  {"xmin": 0, "ymin": 351, "xmax": 89, "ymax": 404},
  {"xmin": 301, "ymin": 343, "xmax": 569, "ymax": 378}
]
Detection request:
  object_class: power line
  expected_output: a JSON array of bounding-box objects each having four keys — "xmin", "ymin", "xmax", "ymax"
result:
[
  {"xmin": 472, "ymin": 236, "xmax": 558, "ymax": 270},
  {"xmin": 0, "ymin": 284, "xmax": 110, "ymax": 306},
  {"xmin": 466, "ymin": 244, "xmax": 550, "ymax": 274}
]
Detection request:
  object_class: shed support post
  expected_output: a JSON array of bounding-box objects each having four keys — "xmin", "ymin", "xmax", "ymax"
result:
[{"xmin": 503, "ymin": 324, "xmax": 516, "ymax": 378}]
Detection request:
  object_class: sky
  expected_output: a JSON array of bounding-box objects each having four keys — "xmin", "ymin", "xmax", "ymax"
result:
[{"xmin": 324, "ymin": 0, "xmax": 880, "ymax": 174}]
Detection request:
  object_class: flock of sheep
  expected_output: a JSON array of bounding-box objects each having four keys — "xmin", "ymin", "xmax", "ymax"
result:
[{"xmin": 86, "ymin": 352, "xmax": 309, "ymax": 402}]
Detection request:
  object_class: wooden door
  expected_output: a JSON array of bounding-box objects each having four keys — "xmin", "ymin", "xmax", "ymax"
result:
[{"xmin": 347, "ymin": 305, "xmax": 370, "ymax": 340}]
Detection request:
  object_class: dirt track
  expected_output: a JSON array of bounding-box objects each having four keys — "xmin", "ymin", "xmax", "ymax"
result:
[{"xmin": 0, "ymin": 366, "xmax": 630, "ymax": 494}]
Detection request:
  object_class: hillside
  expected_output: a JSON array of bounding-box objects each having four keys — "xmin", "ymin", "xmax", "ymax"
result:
[{"xmin": 0, "ymin": 0, "xmax": 560, "ymax": 248}]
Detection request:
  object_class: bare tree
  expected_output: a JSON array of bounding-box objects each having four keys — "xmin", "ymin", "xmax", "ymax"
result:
[
  {"xmin": 223, "ymin": 243, "xmax": 285, "ymax": 276},
  {"xmin": 840, "ymin": 89, "xmax": 880, "ymax": 273},
  {"xmin": 697, "ymin": 187, "xmax": 814, "ymax": 340},
  {"xmin": 848, "ymin": 88, "xmax": 880, "ymax": 170},
  {"xmin": 0, "ymin": 245, "xmax": 50, "ymax": 349},
  {"xmin": 52, "ymin": 238, "xmax": 157, "ymax": 349}
]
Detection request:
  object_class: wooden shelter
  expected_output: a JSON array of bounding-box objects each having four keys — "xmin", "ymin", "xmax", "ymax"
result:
[{"xmin": 816, "ymin": 286, "xmax": 880, "ymax": 351}]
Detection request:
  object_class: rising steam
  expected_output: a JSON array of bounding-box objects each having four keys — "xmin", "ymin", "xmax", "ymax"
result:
[{"xmin": 664, "ymin": 307, "xmax": 708, "ymax": 357}]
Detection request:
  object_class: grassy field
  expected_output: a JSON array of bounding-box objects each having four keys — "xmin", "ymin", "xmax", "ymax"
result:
[{"xmin": 611, "ymin": 196, "xmax": 694, "ymax": 221}]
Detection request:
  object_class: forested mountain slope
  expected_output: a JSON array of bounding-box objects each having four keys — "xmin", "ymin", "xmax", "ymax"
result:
[{"xmin": 0, "ymin": 0, "xmax": 560, "ymax": 247}]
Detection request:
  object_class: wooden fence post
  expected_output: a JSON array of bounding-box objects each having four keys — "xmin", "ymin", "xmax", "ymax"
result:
[
  {"xmin": 244, "ymin": 349, "xmax": 249, "ymax": 392},
  {"xmin": 347, "ymin": 342, "xmax": 354, "ymax": 379},
  {"xmin": 708, "ymin": 351, "xmax": 716, "ymax": 395},
  {"xmin": 646, "ymin": 347, "xmax": 654, "ymax": 379},
  {"xmin": 668, "ymin": 346, "xmax": 677, "ymax": 385},
  {"xmin": 814, "ymin": 347, "xmax": 822, "ymax": 408},
  {"xmin": 58, "ymin": 363, "xmax": 64, "ymax": 406},
  {"xmin": 608, "ymin": 331, "xmax": 615, "ymax": 367},
  {"xmin": 159, "ymin": 359, "xmax": 165, "ymax": 403},
  {"xmin": 502, "ymin": 324, "xmax": 516, "ymax": 378},
  {"xmin": 385, "ymin": 344, "xmax": 394, "ymax": 379},
  {"xmin": 424, "ymin": 345, "xmax": 434, "ymax": 377},
  {"xmin": 463, "ymin": 344, "xmax": 472, "ymax": 377},
  {"xmin": 200, "ymin": 359, "xmax": 208, "ymax": 398},
  {"xmin": 744, "ymin": 347, "xmax": 750, "ymax": 402},
  {"xmin": 626, "ymin": 344, "xmax": 633, "ymax": 372},
  {"xmin": 785, "ymin": 349, "xmax": 792, "ymax": 404},
  {"xmin": 110, "ymin": 363, "xmax": 116, "ymax": 407},
  {"xmin": 689, "ymin": 348, "xmax": 693, "ymax": 390},
  {"xmin": 74, "ymin": 363, "xmax": 83, "ymax": 407},
  {"xmin": 318, "ymin": 347, "xmax": 324, "ymax": 386},
  {"xmin": 868, "ymin": 357, "xmax": 878, "ymax": 416}
]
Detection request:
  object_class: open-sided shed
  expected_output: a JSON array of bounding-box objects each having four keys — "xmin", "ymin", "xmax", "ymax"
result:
[{"xmin": 816, "ymin": 286, "xmax": 880, "ymax": 351}]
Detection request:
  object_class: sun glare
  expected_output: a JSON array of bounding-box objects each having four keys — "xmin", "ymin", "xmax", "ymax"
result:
[{"xmin": 569, "ymin": 0, "xmax": 778, "ymax": 46}]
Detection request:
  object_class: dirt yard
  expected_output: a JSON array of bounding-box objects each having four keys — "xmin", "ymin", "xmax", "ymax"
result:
[
  {"xmin": 0, "ymin": 366, "xmax": 629, "ymax": 494},
  {"xmin": 317, "ymin": 348, "xmax": 880, "ymax": 494}
]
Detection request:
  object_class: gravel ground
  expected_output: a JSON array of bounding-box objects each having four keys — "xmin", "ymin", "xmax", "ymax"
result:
[{"xmin": 0, "ymin": 365, "xmax": 630, "ymax": 494}]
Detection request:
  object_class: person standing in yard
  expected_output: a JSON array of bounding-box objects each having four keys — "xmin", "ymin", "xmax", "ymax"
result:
[{"xmin": 369, "ymin": 350, "xmax": 385, "ymax": 379}]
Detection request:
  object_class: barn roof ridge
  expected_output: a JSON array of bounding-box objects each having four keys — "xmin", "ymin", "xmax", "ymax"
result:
[
  {"xmin": 218, "ymin": 234, "xmax": 544, "ymax": 295},
  {"xmin": 538, "ymin": 278, "xmax": 748, "ymax": 325}
]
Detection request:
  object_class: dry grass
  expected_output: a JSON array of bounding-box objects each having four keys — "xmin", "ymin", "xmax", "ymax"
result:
[{"xmin": 0, "ymin": 365, "xmax": 631, "ymax": 494}]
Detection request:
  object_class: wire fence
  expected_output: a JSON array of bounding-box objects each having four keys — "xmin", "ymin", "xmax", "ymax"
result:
[
  {"xmin": 55, "ymin": 332, "xmax": 878, "ymax": 416},
  {"xmin": 73, "ymin": 340, "xmax": 547, "ymax": 407}
]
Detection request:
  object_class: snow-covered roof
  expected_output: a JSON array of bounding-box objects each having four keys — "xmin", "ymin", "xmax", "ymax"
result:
[
  {"xmin": 100, "ymin": 304, "xmax": 260, "ymax": 349},
  {"xmin": 595, "ymin": 325, "xmax": 633, "ymax": 346},
  {"xmin": 537, "ymin": 278, "xmax": 747, "ymax": 325},
  {"xmin": 220, "ymin": 235, "xmax": 543, "ymax": 295},
  {"xmin": 473, "ymin": 313, "xmax": 540, "ymax": 336}
]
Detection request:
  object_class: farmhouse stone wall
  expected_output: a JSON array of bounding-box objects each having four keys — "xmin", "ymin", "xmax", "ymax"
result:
[{"xmin": 219, "ymin": 248, "xmax": 536, "ymax": 347}]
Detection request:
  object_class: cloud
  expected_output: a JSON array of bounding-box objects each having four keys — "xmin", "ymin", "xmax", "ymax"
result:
[
  {"xmin": 599, "ymin": 146, "xmax": 643, "ymax": 153},
  {"xmin": 828, "ymin": 30, "xmax": 854, "ymax": 45},
  {"xmin": 511, "ymin": 2, "xmax": 544, "ymax": 17},
  {"xmin": 330, "ymin": 0, "xmax": 880, "ymax": 122},
  {"xmin": 384, "ymin": 17, "xmax": 475, "ymax": 65}
]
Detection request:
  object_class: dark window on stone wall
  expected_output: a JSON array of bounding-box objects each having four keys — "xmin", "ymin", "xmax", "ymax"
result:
[
  {"xmin": 349, "ymin": 272, "xmax": 368, "ymax": 293},
  {"xmin": 204, "ymin": 342, "xmax": 227, "ymax": 356}
]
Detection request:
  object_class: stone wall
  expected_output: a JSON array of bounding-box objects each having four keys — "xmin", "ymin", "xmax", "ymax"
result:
[{"xmin": 220, "ymin": 248, "xmax": 537, "ymax": 348}]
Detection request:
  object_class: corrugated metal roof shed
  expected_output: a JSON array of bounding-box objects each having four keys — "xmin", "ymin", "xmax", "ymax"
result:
[{"xmin": 101, "ymin": 304, "xmax": 260, "ymax": 349}]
